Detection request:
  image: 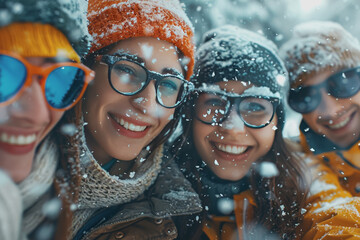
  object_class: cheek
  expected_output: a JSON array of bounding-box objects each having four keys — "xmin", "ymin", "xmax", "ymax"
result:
[
  {"xmin": 192, "ymin": 120, "xmax": 213, "ymax": 155},
  {"xmin": 348, "ymin": 94, "xmax": 360, "ymax": 109},
  {"xmin": 353, "ymin": 93, "xmax": 360, "ymax": 103},
  {"xmin": 51, "ymin": 111, "xmax": 64, "ymax": 126},
  {"xmin": 159, "ymin": 107, "xmax": 174, "ymax": 120},
  {"xmin": 251, "ymin": 123, "xmax": 276, "ymax": 152},
  {"xmin": 85, "ymin": 66, "xmax": 113, "ymax": 101},
  {"xmin": 41, "ymin": 110, "xmax": 64, "ymax": 142},
  {"xmin": 302, "ymin": 112, "xmax": 319, "ymax": 129},
  {"xmin": 157, "ymin": 108, "xmax": 176, "ymax": 131},
  {"xmin": 83, "ymin": 77, "xmax": 119, "ymax": 119}
]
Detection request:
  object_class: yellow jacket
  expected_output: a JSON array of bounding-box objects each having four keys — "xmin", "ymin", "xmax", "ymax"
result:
[{"xmin": 299, "ymin": 121, "xmax": 360, "ymax": 239}]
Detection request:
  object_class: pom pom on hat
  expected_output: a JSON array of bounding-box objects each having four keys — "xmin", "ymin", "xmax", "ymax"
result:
[
  {"xmin": 280, "ymin": 21, "xmax": 360, "ymax": 87},
  {"xmin": 87, "ymin": 0, "xmax": 195, "ymax": 80}
]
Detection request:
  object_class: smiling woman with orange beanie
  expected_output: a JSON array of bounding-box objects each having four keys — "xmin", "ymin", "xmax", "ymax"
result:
[{"xmin": 57, "ymin": 0, "xmax": 202, "ymax": 239}]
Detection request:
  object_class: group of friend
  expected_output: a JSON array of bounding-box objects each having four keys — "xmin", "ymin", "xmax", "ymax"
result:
[{"xmin": 1, "ymin": 0, "xmax": 360, "ymax": 239}]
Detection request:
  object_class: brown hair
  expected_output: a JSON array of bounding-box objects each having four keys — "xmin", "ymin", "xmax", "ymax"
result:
[
  {"xmin": 54, "ymin": 43, "xmax": 189, "ymax": 200},
  {"xmin": 174, "ymin": 98, "xmax": 309, "ymax": 239}
]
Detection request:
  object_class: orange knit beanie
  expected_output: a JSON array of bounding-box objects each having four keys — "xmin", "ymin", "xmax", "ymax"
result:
[{"xmin": 87, "ymin": 0, "xmax": 195, "ymax": 80}]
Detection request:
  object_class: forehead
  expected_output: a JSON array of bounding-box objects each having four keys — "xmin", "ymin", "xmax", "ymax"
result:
[
  {"xmin": 25, "ymin": 56, "xmax": 72, "ymax": 66},
  {"xmin": 108, "ymin": 37, "xmax": 177, "ymax": 57},
  {"xmin": 107, "ymin": 37, "xmax": 182, "ymax": 72},
  {"xmin": 301, "ymin": 69, "xmax": 336, "ymax": 87},
  {"xmin": 216, "ymin": 80, "xmax": 253, "ymax": 94}
]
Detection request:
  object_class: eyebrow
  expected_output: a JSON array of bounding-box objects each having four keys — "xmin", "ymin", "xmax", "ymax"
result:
[
  {"xmin": 112, "ymin": 51, "xmax": 145, "ymax": 65},
  {"xmin": 45, "ymin": 57, "xmax": 74, "ymax": 63},
  {"xmin": 162, "ymin": 68, "xmax": 184, "ymax": 77}
]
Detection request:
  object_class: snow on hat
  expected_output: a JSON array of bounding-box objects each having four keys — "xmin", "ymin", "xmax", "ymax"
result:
[
  {"xmin": 87, "ymin": 0, "xmax": 195, "ymax": 80},
  {"xmin": 280, "ymin": 21, "xmax": 360, "ymax": 87},
  {"xmin": 192, "ymin": 25, "xmax": 288, "ymax": 128},
  {"xmin": 0, "ymin": 0, "xmax": 91, "ymax": 60},
  {"xmin": 193, "ymin": 25, "xmax": 288, "ymax": 94}
]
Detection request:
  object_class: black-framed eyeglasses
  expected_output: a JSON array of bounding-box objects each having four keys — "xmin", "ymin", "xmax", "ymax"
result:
[
  {"xmin": 97, "ymin": 54, "xmax": 194, "ymax": 108},
  {"xmin": 193, "ymin": 90, "xmax": 280, "ymax": 128},
  {"xmin": 288, "ymin": 66, "xmax": 360, "ymax": 114}
]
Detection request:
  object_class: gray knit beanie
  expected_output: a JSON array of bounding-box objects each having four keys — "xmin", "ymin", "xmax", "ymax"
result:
[
  {"xmin": 280, "ymin": 21, "xmax": 360, "ymax": 87},
  {"xmin": 0, "ymin": 0, "xmax": 91, "ymax": 57},
  {"xmin": 192, "ymin": 25, "xmax": 289, "ymax": 128},
  {"xmin": 193, "ymin": 25, "xmax": 288, "ymax": 93}
]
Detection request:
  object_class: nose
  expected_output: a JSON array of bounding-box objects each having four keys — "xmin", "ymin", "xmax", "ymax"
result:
[
  {"xmin": 317, "ymin": 89, "xmax": 344, "ymax": 117},
  {"xmin": 219, "ymin": 107, "xmax": 246, "ymax": 134},
  {"xmin": 130, "ymin": 80, "xmax": 158, "ymax": 114},
  {"xmin": 6, "ymin": 75, "xmax": 50, "ymax": 126}
]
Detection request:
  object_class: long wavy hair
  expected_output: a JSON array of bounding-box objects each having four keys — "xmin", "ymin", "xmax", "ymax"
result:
[{"xmin": 174, "ymin": 94, "xmax": 309, "ymax": 239}]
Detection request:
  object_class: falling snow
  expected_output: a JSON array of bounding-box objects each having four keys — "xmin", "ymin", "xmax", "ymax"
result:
[{"xmin": 258, "ymin": 161, "xmax": 279, "ymax": 178}]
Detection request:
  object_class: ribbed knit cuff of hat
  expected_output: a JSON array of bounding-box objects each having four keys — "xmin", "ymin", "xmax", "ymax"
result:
[
  {"xmin": 87, "ymin": 0, "xmax": 194, "ymax": 79},
  {"xmin": 0, "ymin": 23, "xmax": 80, "ymax": 63}
]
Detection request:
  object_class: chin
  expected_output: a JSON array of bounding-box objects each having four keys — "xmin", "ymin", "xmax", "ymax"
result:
[{"xmin": 213, "ymin": 169, "xmax": 247, "ymax": 182}]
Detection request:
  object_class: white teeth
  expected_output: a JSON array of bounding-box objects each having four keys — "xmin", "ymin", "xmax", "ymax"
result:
[
  {"xmin": 112, "ymin": 115, "xmax": 147, "ymax": 132},
  {"xmin": 0, "ymin": 133, "xmax": 36, "ymax": 145},
  {"xmin": 329, "ymin": 117, "xmax": 350, "ymax": 129},
  {"xmin": 216, "ymin": 144, "xmax": 247, "ymax": 154}
]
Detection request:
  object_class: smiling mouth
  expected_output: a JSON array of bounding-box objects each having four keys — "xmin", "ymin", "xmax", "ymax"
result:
[
  {"xmin": 328, "ymin": 115, "xmax": 352, "ymax": 130},
  {"xmin": 326, "ymin": 112, "xmax": 355, "ymax": 130},
  {"xmin": 110, "ymin": 114, "xmax": 147, "ymax": 132},
  {"xmin": 214, "ymin": 143, "xmax": 248, "ymax": 155},
  {"xmin": 0, "ymin": 133, "xmax": 37, "ymax": 145}
]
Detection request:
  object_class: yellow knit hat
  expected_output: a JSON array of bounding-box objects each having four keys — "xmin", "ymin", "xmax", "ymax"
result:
[
  {"xmin": 0, "ymin": 23, "xmax": 80, "ymax": 63},
  {"xmin": 87, "ymin": 0, "xmax": 195, "ymax": 80}
]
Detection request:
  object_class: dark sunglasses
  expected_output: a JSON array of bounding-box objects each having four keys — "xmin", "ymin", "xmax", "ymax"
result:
[
  {"xmin": 193, "ymin": 90, "xmax": 279, "ymax": 128},
  {"xmin": 288, "ymin": 66, "xmax": 360, "ymax": 114},
  {"xmin": 97, "ymin": 54, "xmax": 194, "ymax": 108},
  {"xmin": 0, "ymin": 51, "xmax": 94, "ymax": 110}
]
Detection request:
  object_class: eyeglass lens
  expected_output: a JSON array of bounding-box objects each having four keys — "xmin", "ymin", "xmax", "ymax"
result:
[
  {"xmin": 195, "ymin": 93, "xmax": 275, "ymax": 127},
  {"xmin": 0, "ymin": 54, "xmax": 87, "ymax": 109},
  {"xmin": 109, "ymin": 59, "xmax": 186, "ymax": 107},
  {"xmin": 0, "ymin": 55, "xmax": 26, "ymax": 102},
  {"xmin": 289, "ymin": 68, "xmax": 360, "ymax": 113}
]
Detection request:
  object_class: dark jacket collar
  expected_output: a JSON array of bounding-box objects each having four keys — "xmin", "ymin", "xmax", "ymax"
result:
[{"xmin": 75, "ymin": 158, "xmax": 202, "ymax": 240}]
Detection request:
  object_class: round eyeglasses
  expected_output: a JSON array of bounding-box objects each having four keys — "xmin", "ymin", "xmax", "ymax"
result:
[
  {"xmin": 193, "ymin": 90, "xmax": 280, "ymax": 128},
  {"xmin": 98, "ymin": 54, "xmax": 194, "ymax": 108}
]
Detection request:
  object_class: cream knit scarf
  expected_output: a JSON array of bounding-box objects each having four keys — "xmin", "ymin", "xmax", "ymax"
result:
[
  {"xmin": 71, "ymin": 130, "xmax": 163, "ymax": 236},
  {"xmin": 18, "ymin": 138, "xmax": 58, "ymax": 235}
]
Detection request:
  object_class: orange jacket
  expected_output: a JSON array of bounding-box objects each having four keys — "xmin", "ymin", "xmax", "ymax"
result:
[
  {"xmin": 299, "ymin": 121, "xmax": 360, "ymax": 239},
  {"xmin": 202, "ymin": 190, "xmax": 256, "ymax": 240}
]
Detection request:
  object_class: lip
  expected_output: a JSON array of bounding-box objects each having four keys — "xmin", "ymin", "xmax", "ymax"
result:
[
  {"xmin": 0, "ymin": 141, "xmax": 37, "ymax": 155},
  {"xmin": 322, "ymin": 111, "xmax": 356, "ymax": 134},
  {"xmin": 0, "ymin": 128, "xmax": 39, "ymax": 155},
  {"xmin": 210, "ymin": 141, "xmax": 252, "ymax": 162},
  {"xmin": 108, "ymin": 113, "xmax": 151, "ymax": 139}
]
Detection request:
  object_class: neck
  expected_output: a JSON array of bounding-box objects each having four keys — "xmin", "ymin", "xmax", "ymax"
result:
[
  {"xmin": 84, "ymin": 130, "xmax": 136, "ymax": 177},
  {"xmin": 108, "ymin": 160, "xmax": 135, "ymax": 177}
]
